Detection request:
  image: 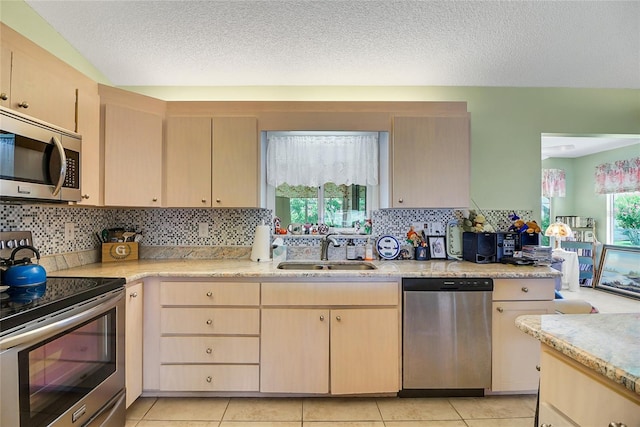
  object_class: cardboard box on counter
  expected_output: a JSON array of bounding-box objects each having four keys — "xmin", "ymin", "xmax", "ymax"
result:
[{"xmin": 102, "ymin": 242, "xmax": 138, "ymax": 263}]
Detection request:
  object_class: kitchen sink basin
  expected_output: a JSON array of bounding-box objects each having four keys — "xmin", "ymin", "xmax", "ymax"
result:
[{"xmin": 276, "ymin": 261, "xmax": 377, "ymax": 271}]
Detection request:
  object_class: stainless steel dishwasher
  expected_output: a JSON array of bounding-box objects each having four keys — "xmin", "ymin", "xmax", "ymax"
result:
[{"xmin": 401, "ymin": 277, "xmax": 493, "ymax": 397}]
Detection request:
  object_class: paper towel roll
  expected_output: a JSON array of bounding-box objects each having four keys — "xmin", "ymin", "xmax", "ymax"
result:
[{"xmin": 250, "ymin": 225, "xmax": 271, "ymax": 262}]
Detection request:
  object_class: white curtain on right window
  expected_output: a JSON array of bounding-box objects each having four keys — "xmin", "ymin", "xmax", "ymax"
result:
[{"xmin": 266, "ymin": 134, "xmax": 379, "ymax": 187}]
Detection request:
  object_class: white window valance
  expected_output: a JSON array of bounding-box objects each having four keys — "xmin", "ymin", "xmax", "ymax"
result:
[{"xmin": 266, "ymin": 134, "xmax": 379, "ymax": 187}]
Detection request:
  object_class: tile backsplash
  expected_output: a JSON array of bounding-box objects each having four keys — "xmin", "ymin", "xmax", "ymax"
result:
[{"xmin": 1, "ymin": 203, "xmax": 533, "ymax": 264}]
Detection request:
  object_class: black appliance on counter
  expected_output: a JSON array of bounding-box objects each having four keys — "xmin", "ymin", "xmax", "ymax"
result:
[
  {"xmin": 1, "ymin": 276, "xmax": 126, "ymax": 427},
  {"xmin": 463, "ymin": 231, "xmax": 540, "ymax": 264}
]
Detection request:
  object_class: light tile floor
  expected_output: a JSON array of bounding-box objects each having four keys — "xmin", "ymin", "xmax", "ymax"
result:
[{"xmin": 126, "ymin": 395, "xmax": 538, "ymax": 426}]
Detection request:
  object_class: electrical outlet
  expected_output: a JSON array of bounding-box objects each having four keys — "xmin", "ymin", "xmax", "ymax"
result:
[
  {"xmin": 64, "ymin": 222, "xmax": 75, "ymax": 241},
  {"xmin": 198, "ymin": 222, "xmax": 209, "ymax": 238}
]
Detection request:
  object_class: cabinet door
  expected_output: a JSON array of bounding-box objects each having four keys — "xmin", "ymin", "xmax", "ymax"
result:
[
  {"xmin": 76, "ymin": 83, "xmax": 101, "ymax": 205},
  {"xmin": 331, "ymin": 308, "xmax": 399, "ymax": 394},
  {"xmin": 212, "ymin": 117, "xmax": 258, "ymax": 207},
  {"xmin": 0, "ymin": 43, "xmax": 10, "ymax": 108},
  {"xmin": 104, "ymin": 104, "xmax": 163, "ymax": 206},
  {"xmin": 10, "ymin": 49, "xmax": 77, "ymax": 130},
  {"xmin": 125, "ymin": 281, "xmax": 143, "ymax": 408},
  {"xmin": 392, "ymin": 116, "xmax": 469, "ymax": 208},
  {"xmin": 165, "ymin": 116, "xmax": 212, "ymax": 207},
  {"xmin": 491, "ymin": 300, "xmax": 554, "ymax": 392},
  {"xmin": 260, "ymin": 308, "xmax": 329, "ymax": 393}
]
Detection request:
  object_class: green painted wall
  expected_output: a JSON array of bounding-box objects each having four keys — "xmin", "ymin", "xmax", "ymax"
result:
[{"xmin": 3, "ymin": 0, "xmax": 640, "ymax": 222}]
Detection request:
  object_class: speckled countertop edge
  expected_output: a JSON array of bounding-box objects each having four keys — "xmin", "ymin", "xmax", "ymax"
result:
[
  {"xmin": 48, "ymin": 258, "xmax": 560, "ymax": 282},
  {"xmin": 516, "ymin": 313, "xmax": 640, "ymax": 396}
]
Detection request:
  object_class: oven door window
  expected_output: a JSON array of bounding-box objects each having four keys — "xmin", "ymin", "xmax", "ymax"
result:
[{"xmin": 18, "ymin": 308, "xmax": 117, "ymax": 427}]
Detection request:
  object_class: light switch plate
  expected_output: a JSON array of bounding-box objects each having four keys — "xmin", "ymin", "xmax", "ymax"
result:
[{"xmin": 198, "ymin": 222, "xmax": 209, "ymax": 238}]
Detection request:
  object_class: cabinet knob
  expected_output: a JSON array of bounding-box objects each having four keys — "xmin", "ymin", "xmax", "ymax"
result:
[
  {"xmin": 336, "ymin": 316, "xmax": 342, "ymax": 321},
  {"xmin": 152, "ymin": 197, "xmax": 158, "ymax": 202},
  {"xmin": 82, "ymin": 194, "xmax": 90, "ymax": 199},
  {"xmin": 521, "ymin": 287, "xmax": 529, "ymax": 293},
  {"xmin": 496, "ymin": 307, "xmax": 504, "ymax": 313},
  {"xmin": 17, "ymin": 101, "xmax": 29, "ymax": 109},
  {"xmin": 319, "ymin": 315, "xmax": 325, "ymax": 321},
  {"xmin": 540, "ymin": 424, "xmax": 552, "ymax": 427},
  {"xmin": 206, "ymin": 376, "xmax": 212, "ymax": 383},
  {"xmin": 398, "ymin": 198, "xmax": 404, "ymax": 204},
  {"xmin": 609, "ymin": 423, "xmax": 628, "ymax": 427},
  {"xmin": 129, "ymin": 292, "xmax": 138, "ymax": 298},
  {"xmin": 202, "ymin": 199, "xmax": 207, "ymax": 203},
  {"xmin": 536, "ymin": 365, "xmax": 541, "ymax": 371},
  {"xmin": 0, "ymin": 93, "xmax": 8, "ymax": 101},
  {"xmin": 216, "ymin": 198, "xmax": 221, "ymax": 203},
  {"xmin": 206, "ymin": 347, "xmax": 212, "ymax": 354},
  {"xmin": 206, "ymin": 319, "xmax": 213, "ymax": 325},
  {"xmin": 206, "ymin": 291, "xmax": 213, "ymax": 297}
]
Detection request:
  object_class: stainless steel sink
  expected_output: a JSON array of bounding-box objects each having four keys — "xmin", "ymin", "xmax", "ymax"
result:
[{"xmin": 276, "ymin": 261, "xmax": 377, "ymax": 271}]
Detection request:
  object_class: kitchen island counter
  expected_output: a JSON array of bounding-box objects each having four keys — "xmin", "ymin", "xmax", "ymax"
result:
[
  {"xmin": 49, "ymin": 258, "xmax": 559, "ymax": 282},
  {"xmin": 516, "ymin": 313, "xmax": 640, "ymax": 396}
]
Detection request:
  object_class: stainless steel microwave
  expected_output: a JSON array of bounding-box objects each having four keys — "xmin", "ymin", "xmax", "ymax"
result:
[{"xmin": 0, "ymin": 106, "xmax": 81, "ymax": 203}]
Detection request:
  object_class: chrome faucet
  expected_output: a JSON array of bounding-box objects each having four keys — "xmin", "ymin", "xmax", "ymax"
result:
[{"xmin": 320, "ymin": 234, "xmax": 340, "ymax": 261}]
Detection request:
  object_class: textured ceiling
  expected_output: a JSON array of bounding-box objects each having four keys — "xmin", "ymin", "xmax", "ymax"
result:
[{"xmin": 23, "ymin": 0, "xmax": 640, "ymax": 88}]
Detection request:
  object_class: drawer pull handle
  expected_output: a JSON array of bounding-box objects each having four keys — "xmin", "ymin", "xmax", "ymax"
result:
[
  {"xmin": 206, "ymin": 376, "xmax": 212, "ymax": 383},
  {"xmin": 521, "ymin": 287, "xmax": 529, "ymax": 292},
  {"xmin": 496, "ymin": 307, "xmax": 504, "ymax": 313},
  {"xmin": 206, "ymin": 348, "xmax": 212, "ymax": 354},
  {"xmin": 129, "ymin": 292, "xmax": 138, "ymax": 298},
  {"xmin": 206, "ymin": 291, "xmax": 213, "ymax": 297},
  {"xmin": 18, "ymin": 101, "xmax": 29, "ymax": 109},
  {"xmin": 206, "ymin": 319, "xmax": 213, "ymax": 325},
  {"xmin": 319, "ymin": 315, "xmax": 325, "ymax": 321},
  {"xmin": 609, "ymin": 423, "xmax": 628, "ymax": 427}
]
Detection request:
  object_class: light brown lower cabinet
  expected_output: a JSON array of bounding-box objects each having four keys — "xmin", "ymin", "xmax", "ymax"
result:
[
  {"xmin": 260, "ymin": 281, "xmax": 400, "ymax": 395},
  {"xmin": 539, "ymin": 345, "xmax": 640, "ymax": 427},
  {"xmin": 125, "ymin": 281, "xmax": 144, "ymax": 408},
  {"xmin": 150, "ymin": 280, "xmax": 261, "ymax": 392},
  {"xmin": 491, "ymin": 279, "xmax": 555, "ymax": 392}
]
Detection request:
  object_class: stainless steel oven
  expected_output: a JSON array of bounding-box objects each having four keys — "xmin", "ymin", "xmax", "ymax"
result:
[{"xmin": 1, "ymin": 280, "xmax": 125, "ymax": 427}]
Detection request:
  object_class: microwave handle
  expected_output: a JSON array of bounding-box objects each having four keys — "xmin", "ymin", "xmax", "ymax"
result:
[{"xmin": 51, "ymin": 135, "xmax": 67, "ymax": 197}]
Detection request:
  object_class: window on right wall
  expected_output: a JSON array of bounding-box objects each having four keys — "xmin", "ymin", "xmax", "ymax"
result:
[{"xmin": 608, "ymin": 192, "xmax": 640, "ymax": 247}]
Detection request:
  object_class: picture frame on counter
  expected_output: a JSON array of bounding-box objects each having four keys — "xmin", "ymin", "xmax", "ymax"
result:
[
  {"xmin": 594, "ymin": 245, "xmax": 640, "ymax": 298},
  {"xmin": 427, "ymin": 236, "xmax": 447, "ymax": 259}
]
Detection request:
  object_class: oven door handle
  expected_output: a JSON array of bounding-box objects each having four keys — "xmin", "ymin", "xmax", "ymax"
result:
[{"xmin": 0, "ymin": 291, "xmax": 124, "ymax": 350}]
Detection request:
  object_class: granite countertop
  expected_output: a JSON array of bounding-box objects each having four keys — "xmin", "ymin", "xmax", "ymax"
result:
[
  {"xmin": 48, "ymin": 258, "xmax": 560, "ymax": 283},
  {"xmin": 516, "ymin": 313, "xmax": 640, "ymax": 396}
]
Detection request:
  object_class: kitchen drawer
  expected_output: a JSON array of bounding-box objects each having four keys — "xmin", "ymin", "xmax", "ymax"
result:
[
  {"xmin": 160, "ymin": 281, "xmax": 259, "ymax": 306},
  {"xmin": 161, "ymin": 308, "xmax": 259, "ymax": 335},
  {"xmin": 160, "ymin": 336, "xmax": 259, "ymax": 363},
  {"xmin": 492, "ymin": 278, "xmax": 555, "ymax": 301},
  {"xmin": 160, "ymin": 365, "xmax": 259, "ymax": 391},
  {"xmin": 262, "ymin": 281, "xmax": 399, "ymax": 306}
]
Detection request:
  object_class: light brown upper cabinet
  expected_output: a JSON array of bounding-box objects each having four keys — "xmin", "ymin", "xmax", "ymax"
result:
[
  {"xmin": 1, "ymin": 25, "xmax": 77, "ymax": 131},
  {"xmin": 75, "ymin": 81, "xmax": 101, "ymax": 205},
  {"xmin": 392, "ymin": 115, "xmax": 470, "ymax": 208},
  {"xmin": 104, "ymin": 104, "xmax": 163, "ymax": 207},
  {"xmin": 165, "ymin": 116, "xmax": 259, "ymax": 208}
]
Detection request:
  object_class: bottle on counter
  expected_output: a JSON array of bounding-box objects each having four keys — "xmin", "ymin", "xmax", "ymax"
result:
[
  {"xmin": 346, "ymin": 239, "xmax": 356, "ymax": 260},
  {"xmin": 364, "ymin": 238, "xmax": 374, "ymax": 261}
]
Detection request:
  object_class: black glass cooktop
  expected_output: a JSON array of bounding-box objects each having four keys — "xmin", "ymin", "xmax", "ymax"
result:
[{"xmin": 0, "ymin": 277, "xmax": 125, "ymax": 334}]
